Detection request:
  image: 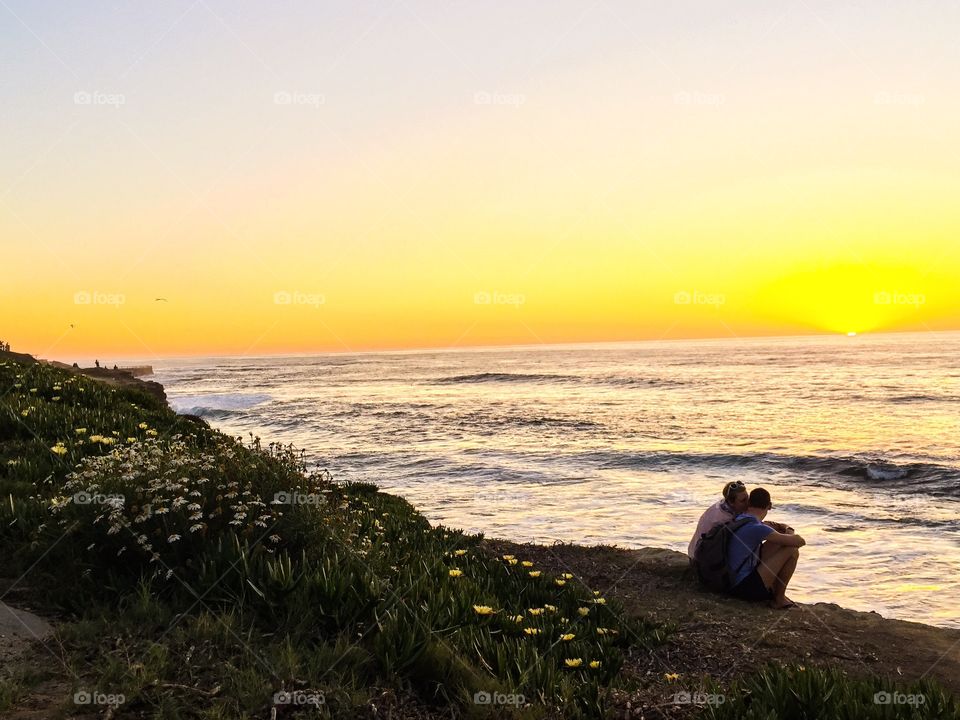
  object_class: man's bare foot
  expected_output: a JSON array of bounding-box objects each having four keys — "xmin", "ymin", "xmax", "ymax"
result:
[{"xmin": 769, "ymin": 597, "xmax": 798, "ymax": 609}]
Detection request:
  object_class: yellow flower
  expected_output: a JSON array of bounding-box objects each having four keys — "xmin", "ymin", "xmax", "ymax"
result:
[
  {"xmin": 577, "ymin": 607, "xmax": 590, "ymax": 616},
  {"xmin": 502, "ymin": 555, "xmax": 515, "ymax": 561},
  {"xmin": 20, "ymin": 410, "xmax": 29, "ymax": 417},
  {"xmin": 146, "ymin": 429, "xmax": 158, "ymax": 436},
  {"xmin": 126, "ymin": 437, "xmax": 137, "ymax": 443},
  {"xmin": 555, "ymin": 579, "xmax": 566, "ymax": 586},
  {"xmin": 521, "ymin": 560, "xmax": 534, "ymax": 567},
  {"xmin": 589, "ymin": 660, "xmax": 601, "ymax": 669},
  {"xmin": 453, "ymin": 549, "xmax": 467, "ymax": 556},
  {"xmin": 511, "ymin": 615, "xmax": 524, "ymax": 623},
  {"xmin": 507, "ymin": 558, "xmax": 518, "ymax": 565},
  {"xmin": 562, "ymin": 573, "xmax": 574, "ymax": 580},
  {"xmin": 138, "ymin": 422, "xmax": 149, "ymax": 429},
  {"xmin": 50, "ymin": 443, "xmax": 68, "ymax": 456},
  {"xmin": 51, "ymin": 396, "xmax": 61, "ymax": 402},
  {"xmin": 664, "ymin": 673, "xmax": 680, "ymax": 682},
  {"xmin": 528, "ymin": 608, "xmax": 544, "ymax": 616},
  {"xmin": 528, "ymin": 570, "xmax": 541, "ymax": 578},
  {"xmin": 544, "ymin": 604, "xmax": 557, "ymax": 613},
  {"xmin": 473, "ymin": 605, "xmax": 494, "ymax": 616},
  {"xmin": 593, "ymin": 590, "xmax": 601, "ymax": 596},
  {"xmin": 560, "ymin": 633, "xmax": 575, "ymax": 641},
  {"xmin": 29, "ymin": 388, "xmax": 37, "ymax": 393},
  {"xmin": 523, "ymin": 627, "xmax": 541, "ymax": 636},
  {"xmin": 592, "ymin": 597, "xmax": 606, "ymax": 605},
  {"xmin": 564, "ymin": 658, "xmax": 583, "ymax": 668},
  {"xmin": 75, "ymin": 428, "xmax": 86, "ymax": 434},
  {"xmin": 98, "ymin": 437, "xmax": 116, "ymax": 445},
  {"xmin": 448, "ymin": 569, "xmax": 463, "ymax": 578},
  {"xmin": 88, "ymin": 434, "xmax": 103, "ymax": 443}
]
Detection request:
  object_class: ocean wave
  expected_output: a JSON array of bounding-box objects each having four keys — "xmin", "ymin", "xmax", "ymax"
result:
[
  {"xmin": 588, "ymin": 449, "xmax": 958, "ymax": 497},
  {"xmin": 885, "ymin": 394, "xmax": 957, "ymax": 404},
  {"xmin": 430, "ymin": 372, "xmax": 684, "ymax": 390},
  {"xmin": 431, "ymin": 372, "xmax": 581, "ymax": 385},
  {"xmin": 169, "ymin": 392, "xmax": 272, "ymax": 418}
]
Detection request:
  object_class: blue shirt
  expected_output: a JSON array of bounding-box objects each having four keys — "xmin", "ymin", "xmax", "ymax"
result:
[{"xmin": 727, "ymin": 514, "xmax": 774, "ymax": 587}]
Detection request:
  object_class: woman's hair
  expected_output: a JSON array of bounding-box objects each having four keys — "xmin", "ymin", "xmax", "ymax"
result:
[{"xmin": 723, "ymin": 480, "xmax": 746, "ymax": 503}]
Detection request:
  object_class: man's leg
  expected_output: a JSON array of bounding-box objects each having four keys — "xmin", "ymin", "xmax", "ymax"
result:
[{"xmin": 756, "ymin": 544, "xmax": 800, "ymax": 608}]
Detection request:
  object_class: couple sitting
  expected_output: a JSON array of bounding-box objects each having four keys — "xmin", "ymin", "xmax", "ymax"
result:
[{"xmin": 688, "ymin": 480, "xmax": 806, "ymax": 609}]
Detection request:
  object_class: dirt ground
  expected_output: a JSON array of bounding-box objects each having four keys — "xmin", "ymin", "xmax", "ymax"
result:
[{"xmin": 482, "ymin": 539, "xmax": 960, "ymax": 717}]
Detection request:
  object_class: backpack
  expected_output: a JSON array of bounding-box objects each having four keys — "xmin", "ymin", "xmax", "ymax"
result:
[{"xmin": 693, "ymin": 516, "xmax": 754, "ymax": 593}]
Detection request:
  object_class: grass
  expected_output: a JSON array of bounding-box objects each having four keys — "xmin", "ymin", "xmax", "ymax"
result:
[
  {"xmin": 0, "ymin": 355, "xmax": 646, "ymax": 718},
  {"xmin": 703, "ymin": 664, "xmax": 960, "ymax": 720},
  {"xmin": 1, "ymin": 352, "xmax": 957, "ymax": 718}
]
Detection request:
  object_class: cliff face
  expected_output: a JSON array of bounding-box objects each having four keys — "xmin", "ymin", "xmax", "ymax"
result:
[
  {"xmin": 0, "ymin": 351, "xmax": 168, "ymax": 407},
  {"xmin": 74, "ymin": 367, "xmax": 168, "ymax": 406}
]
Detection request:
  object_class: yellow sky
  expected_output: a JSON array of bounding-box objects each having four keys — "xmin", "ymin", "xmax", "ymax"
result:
[{"xmin": 3, "ymin": 2, "xmax": 959, "ymax": 360}]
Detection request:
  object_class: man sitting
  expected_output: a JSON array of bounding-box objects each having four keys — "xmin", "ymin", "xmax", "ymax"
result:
[{"xmin": 727, "ymin": 488, "xmax": 805, "ymax": 609}]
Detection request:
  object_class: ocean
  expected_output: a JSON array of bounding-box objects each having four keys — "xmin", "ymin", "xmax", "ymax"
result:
[{"xmin": 146, "ymin": 331, "xmax": 960, "ymax": 628}]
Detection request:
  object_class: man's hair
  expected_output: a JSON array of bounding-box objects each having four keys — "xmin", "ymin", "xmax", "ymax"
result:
[{"xmin": 748, "ymin": 487, "xmax": 771, "ymax": 509}]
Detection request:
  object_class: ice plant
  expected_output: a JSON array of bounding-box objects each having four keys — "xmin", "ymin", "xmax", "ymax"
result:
[
  {"xmin": 448, "ymin": 569, "xmax": 463, "ymax": 578},
  {"xmin": 565, "ymin": 658, "xmax": 583, "ymax": 668},
  {"xmin": 473, "ymin": 605, "xmax": 494, "ymax": 616}
]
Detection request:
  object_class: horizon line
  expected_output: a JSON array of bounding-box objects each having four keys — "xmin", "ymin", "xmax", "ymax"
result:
[{"xmin": 37, "ymin": 326, "xmax": 959, "ymax": 367}]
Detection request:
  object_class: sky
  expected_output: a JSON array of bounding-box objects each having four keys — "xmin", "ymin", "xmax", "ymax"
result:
[{"xmin": 2, "ymin": 0, "xmax": 960, "ymax": 362}]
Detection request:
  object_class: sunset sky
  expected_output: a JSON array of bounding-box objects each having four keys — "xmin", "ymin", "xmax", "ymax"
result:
[{"xmin": 3, "ymin": 1, "xmax": 959, "ymax": 362}]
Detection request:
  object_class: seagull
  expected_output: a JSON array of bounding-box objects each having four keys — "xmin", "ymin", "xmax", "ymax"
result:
[{"xmin": 155, "ymin": 298, "xmax": 168, "ymax": 302}]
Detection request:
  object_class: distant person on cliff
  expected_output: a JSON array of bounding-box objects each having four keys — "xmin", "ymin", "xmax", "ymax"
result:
[{"xmin": 727, "ymin": 487, "xmax": 805, "ymax": 609}]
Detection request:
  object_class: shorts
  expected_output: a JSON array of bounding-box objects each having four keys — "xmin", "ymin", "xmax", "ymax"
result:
[{"xmin": 730, "ymin": 568, "xmax": 773, "ymax": 603}]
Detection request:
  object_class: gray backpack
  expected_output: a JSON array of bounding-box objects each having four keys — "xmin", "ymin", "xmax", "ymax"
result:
[{"xmin": 694, "ymin": 516, "xmax": 753, "ymax": 592}]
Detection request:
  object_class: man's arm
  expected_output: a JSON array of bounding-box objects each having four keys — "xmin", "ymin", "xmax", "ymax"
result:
[
  {"xmin": 764, "ymin": 520, "xmax": 794, "ymax": 534},
  {"xmin": 763, "ymin": 530, "xmax": 805, "ymax": 547}
]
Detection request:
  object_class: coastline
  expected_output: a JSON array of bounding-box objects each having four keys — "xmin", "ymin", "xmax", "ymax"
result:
[{"xmin": 2, "ymin": 349, "xmax": 957, "ymax": 716}]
